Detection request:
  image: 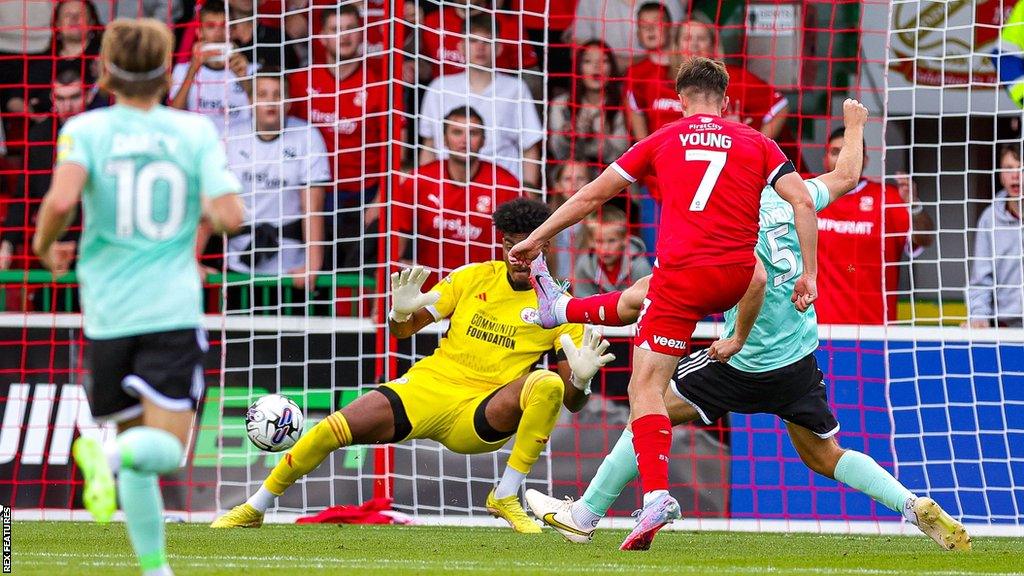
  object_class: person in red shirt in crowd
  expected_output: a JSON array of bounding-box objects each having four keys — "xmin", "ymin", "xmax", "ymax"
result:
[
  {"xmin": 288, "ymin": 4, "xmax": 389, "ymax": 268},
  {"xmin": 814, "ymin": 127, "xmax": 934, "ymax": 324},
  {"xmin": 393, "ymin": 107, "xmax": 522, "ymax": 281},
  {"xmin": 509, "ymin": 57, "xmax": 818, "ymax": 551},
  {"xmin": 419, "ymin": 0, "xmax": 538, "ymax": 78},
  {"xmin": 624, "ymin": 2, "xmax": 677, "ymax": 140}
]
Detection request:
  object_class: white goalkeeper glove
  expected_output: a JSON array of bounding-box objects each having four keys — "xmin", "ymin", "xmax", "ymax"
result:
[
  {"xmin": 559, "ymin": 326, "xmax": 616, "ymax": 394},
  {"xmin": 389, "ymin": 266, "xmax": 440, "ymax": 323}
]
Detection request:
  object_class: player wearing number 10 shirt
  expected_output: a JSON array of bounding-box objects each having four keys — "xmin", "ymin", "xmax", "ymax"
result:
[
  {"xmin": 510, "ymin": 57, "xmax": 820, "ymax": 551},
  {"xmin": 31, "ymin": 19, "xmax": 245, "ymax": 576}
]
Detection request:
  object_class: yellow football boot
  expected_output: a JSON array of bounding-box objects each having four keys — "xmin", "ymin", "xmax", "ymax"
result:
[
  {"xmin": 911, "ymin": 497, "xmax": 972, "ymax": 551},
  {"xmin": 210, "ymin": 503, "xmax": 264, "ymax": 528},
  {"xmin": 486, "ymin": 489, "xmax": 542, "ymax": 534}
]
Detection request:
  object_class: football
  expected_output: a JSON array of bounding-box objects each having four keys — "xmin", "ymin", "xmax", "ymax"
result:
[{"xmin": 245, "ymin": 394, "xmax": 304, "ymax": 452}]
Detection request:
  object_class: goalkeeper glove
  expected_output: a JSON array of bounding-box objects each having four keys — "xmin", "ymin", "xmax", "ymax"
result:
[
  {"xmin": 389, "ymin": 266, "xmax": 440, "ymax": 323},
  {"xmin": 559, "ymin": 326, "xmax": 616, "ymax": 394}
]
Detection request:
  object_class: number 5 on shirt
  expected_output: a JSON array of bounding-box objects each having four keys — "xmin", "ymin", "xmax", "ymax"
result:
[{"xmin": 685, "ymin": 149, "xmax": 727, "ymax": 212}]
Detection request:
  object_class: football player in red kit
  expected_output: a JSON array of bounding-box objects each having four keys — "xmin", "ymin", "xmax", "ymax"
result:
[{"xmin": 509, "ymin": 57, "xmax": 819, "ymax": 551}]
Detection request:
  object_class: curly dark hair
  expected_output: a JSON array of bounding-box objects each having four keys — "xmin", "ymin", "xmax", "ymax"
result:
[{"xmin": 493, "ymin": 198, "xmax": 552, "ymax": 236}]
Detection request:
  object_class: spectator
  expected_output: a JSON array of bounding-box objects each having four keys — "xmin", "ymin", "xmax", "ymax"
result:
[
  {"xmin": 393, "ymin": 107, "xmax": 521, "ymax": 279},
  {"xmin": 572, "ymin": 205, "xmax": 651, "ymax": 297},
  {"xmin": 547, "ymin": 159, "xmax": 596, "ymax": 281},
  {"xmin": 815, "ymin": 127, "xmax": 935, "ymax": 324},
  {"xmin": 548, "ymin": 40, "xmax": 630, "ymax": 165},
  {"xmin": 221, "ymin": 71, "xmax": 331, "ymax": 292},
  {"xmin": 419, "ymin": 15, "xmax": 543, "ymax": 188},
  {"xmin": 966, "ymin": 144, "xmax": 1024, "ymax": 328},
  {"xmin": 92, "ymin": 0, "xmax": 184, "ymax": 24},
  {"xmin": 624, "ymin": 2, "xmax": 676, "ymax": 140},
  {"xmin": 0, "ymin": 68, "xmax": 92, "ymax": 271},
  {"xmin": 288, "ymin": 5, "xmax": 389, "ymax": 269},
  {"xmin": 0, "ymin": 1, "xmax": 51, "ymax": 115},
  {"xmin": 228, "ymin": 3, "xmax": 301, "ymax": 70},
  {"xmin": 419, "ymin": 0, "xmax": 538, "ymax": 78},
  {"xmin": 22, "ymin": 0, "xmax": 103, "ymax": 117},
  {"xmin": 170, "ymin": 0, "xmax": 254, "ymax": 130},
  {"xmin": 570, "ymin": 0, "xmax": 686, "ymax": 71}
]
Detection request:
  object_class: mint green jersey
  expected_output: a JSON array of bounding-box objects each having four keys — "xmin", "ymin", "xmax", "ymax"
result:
[
  {"xmin": 722, "ymin": 178, "xmax": 831, "ymax": 372},
  {"xmin": 57, "ymin": 104, "xmax": 240, "ymax": 339}
]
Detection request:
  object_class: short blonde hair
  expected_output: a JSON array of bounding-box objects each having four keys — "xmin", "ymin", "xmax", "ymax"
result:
[
  {"xmin": 99, "ymin": 18, "xmax": 174, "ymax": 99},
  {"xmin": 586, "ymin": 205, "xmax": 629, "ymax": 234}
]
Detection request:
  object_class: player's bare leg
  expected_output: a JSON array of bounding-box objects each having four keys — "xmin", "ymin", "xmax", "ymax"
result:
[
  {"xmin": 479, "ymin": 370, "xmax": 570, "ymax": 533},
  {"xmin": 786, "ymin": 423, "xmax": 971, "ymax": 551},
  {"xmin": 620, "ymin": 348, "xmax": 682, "ymax": 550},
  {"xmin": 529, "ymin": 385, "xmax": 699, "ymax": 543},
  {"xmin": 213, "ymin": 391, "xmax": 396, "ymax": 528}
]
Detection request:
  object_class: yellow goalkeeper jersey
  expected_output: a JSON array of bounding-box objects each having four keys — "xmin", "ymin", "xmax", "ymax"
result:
[{"xmin": 414, "ymin": 261, "xmax": 584, "ymax": 390}]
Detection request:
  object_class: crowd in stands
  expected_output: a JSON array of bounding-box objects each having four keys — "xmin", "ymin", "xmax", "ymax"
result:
[{"xmin": 0, "ymin": 0, "xmax": 1017, "ymax": 327}]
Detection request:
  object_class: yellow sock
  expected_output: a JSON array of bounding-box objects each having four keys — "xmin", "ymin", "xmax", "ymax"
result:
[
  {"xmin": 264, "ymin": 411, "xmax": 352, "ymax": 496},
  {"xmin": 507, "ymin": 370, "xmax": 564, "ymax": 474}
]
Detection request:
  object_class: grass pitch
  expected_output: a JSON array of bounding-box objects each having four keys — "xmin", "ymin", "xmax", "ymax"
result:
[{"xmin": 13, "ymin": 521, "xmax": 1024, "ymax": 575}]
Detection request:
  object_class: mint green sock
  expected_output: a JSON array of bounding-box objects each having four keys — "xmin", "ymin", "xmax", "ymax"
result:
[
  {"xmin": 119, "ymin": 469, "xmax": 170, "ymax": 571},
  {"xmin": 116, "ymin": 427, "xmax": 184, "ymax": 573},
  {"xmin": 118, "ymin": 427, "xmax": 184, "ymax": 474},
  {"xmin": 579, "ymin": 428, "xmax": 638, "ymax": 517},
  {"xmin": 833, "ymin": 450, "xmax": 915, "ymax": 513}
]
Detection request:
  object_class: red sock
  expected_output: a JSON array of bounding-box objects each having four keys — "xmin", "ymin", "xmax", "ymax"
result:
[
  {"xmin": 565, "ymin": 291, "xmax": 623, "ymax": 325},
  {"xmin": 631, "ymin": 413, "xmax": 672, "ymax": 494}
]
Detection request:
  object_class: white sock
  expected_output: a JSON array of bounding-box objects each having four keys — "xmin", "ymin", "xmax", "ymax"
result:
[
  {"xmin": 643, "ymin": 489, "xmax": 669, "ymax": 507},
  {"xmin": 570, "ymin": 501, "xmax": 602, "ymax": 530},
  {"xmin": 246, "ymin": 486, "xmax": 277, "ymax": 513},
  {"xmin": 554, "ymin": 294, "xmax": 570, "ymax": 324},
  {"xmin": 103, "ymin": 439, "xmax": 121, "ymax": 474},
  {"xmin": 494, "ymin": 467, "xmax": 527, "ymax": 499},
  {"xmin": 902, "ymin": 496, "xmax": 918, "ymax": 525},
  {"xmin": 143, "ymin": 565, "xmax": 173, "ymax": 576}
]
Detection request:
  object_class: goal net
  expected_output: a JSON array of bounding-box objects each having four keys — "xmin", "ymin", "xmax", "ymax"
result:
[{"xmin": 0, "ymin": 0, "xmax": 1020, "ymax": 536}]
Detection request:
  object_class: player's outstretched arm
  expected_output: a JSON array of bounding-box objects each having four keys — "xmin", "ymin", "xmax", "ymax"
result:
[
  {"xmin": 708, "ymin": 258, "xmax": 767, "ymax": 363},
  {"xmin": 388, "ymin": 266, "xmax": 441, "ymax": 339},
  {"xmin": 558, "ymin": 326, "xmax": 616, "ymax": 412},
  {"xmin": 774, "ymin": 170, "xmax": 818, "ymax": 312},
  {"xmin": 817, "ymin": 99, "xmax": 868, "ymax": 203},
  {"xmin": 510, "ymin": 168, "xmax": 630, "ymax": 263},
  {"xmin": 32, "ymin": 163, "xmax": 87, "ymax": 276}
]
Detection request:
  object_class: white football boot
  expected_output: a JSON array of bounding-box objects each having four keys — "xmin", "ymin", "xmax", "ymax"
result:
[{"xmin": 525, "ymin": 489, "xmax": 596, "ymax": 544}]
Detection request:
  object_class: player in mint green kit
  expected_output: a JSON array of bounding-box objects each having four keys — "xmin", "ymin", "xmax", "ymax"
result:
[
  {"xmin": 526, "ymin": 100, "xmax": 971, "ymax": 551},
  {"xmin": 32, "ymin": 19, "xmax": 243, "ymax": 576}
]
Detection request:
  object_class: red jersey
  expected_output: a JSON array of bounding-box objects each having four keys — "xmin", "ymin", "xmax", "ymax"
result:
[
  {"xmin": 392, "ymin": 160, "xmax": 522, "ymax": 276},
  {"xmin": 420, "ymin": 8, "xmax": 538, "ymax": 77},
  {"xmin": 626, "ymin": 61, "xmax": 788, "ymax": 135},
  {"xmin": 815, "ymin": 179, "xmax": 912, "ymax": 325},
  {"xmin": 288, "ymin": 64, "xmax": 389, "ymax": 191},
  {"xmin": 612, "ymin": 114, "xmax": 789, "ymax": 269},
  {"xmin": 513, "ymin": 0, "xmax": 578, "ymax": 31}
]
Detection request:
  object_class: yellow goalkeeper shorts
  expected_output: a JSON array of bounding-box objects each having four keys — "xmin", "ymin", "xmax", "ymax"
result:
[{"xmin": 377, "ymin": 371, "xmax": 514, "ymax": 455}]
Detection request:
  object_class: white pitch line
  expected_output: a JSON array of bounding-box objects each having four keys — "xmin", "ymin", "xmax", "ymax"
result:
[{"xmin": 17, "ymin": 552, "xmax": 1024, "ymax": 576}]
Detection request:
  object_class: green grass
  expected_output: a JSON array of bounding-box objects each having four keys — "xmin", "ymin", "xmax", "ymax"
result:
[{"xmin": 12, "ymin": 522, "xmax": 1024, "ymax": 575}]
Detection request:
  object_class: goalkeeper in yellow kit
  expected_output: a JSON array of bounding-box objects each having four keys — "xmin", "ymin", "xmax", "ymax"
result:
[{"xmin": 213, "ymin": 198, "xmax": 615, "ymax": 532}]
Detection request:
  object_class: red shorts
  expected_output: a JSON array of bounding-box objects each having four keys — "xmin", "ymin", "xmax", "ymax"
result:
[{"xmin": 634, "ymin": 264, "xmax": 754, "ymax": 356}]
